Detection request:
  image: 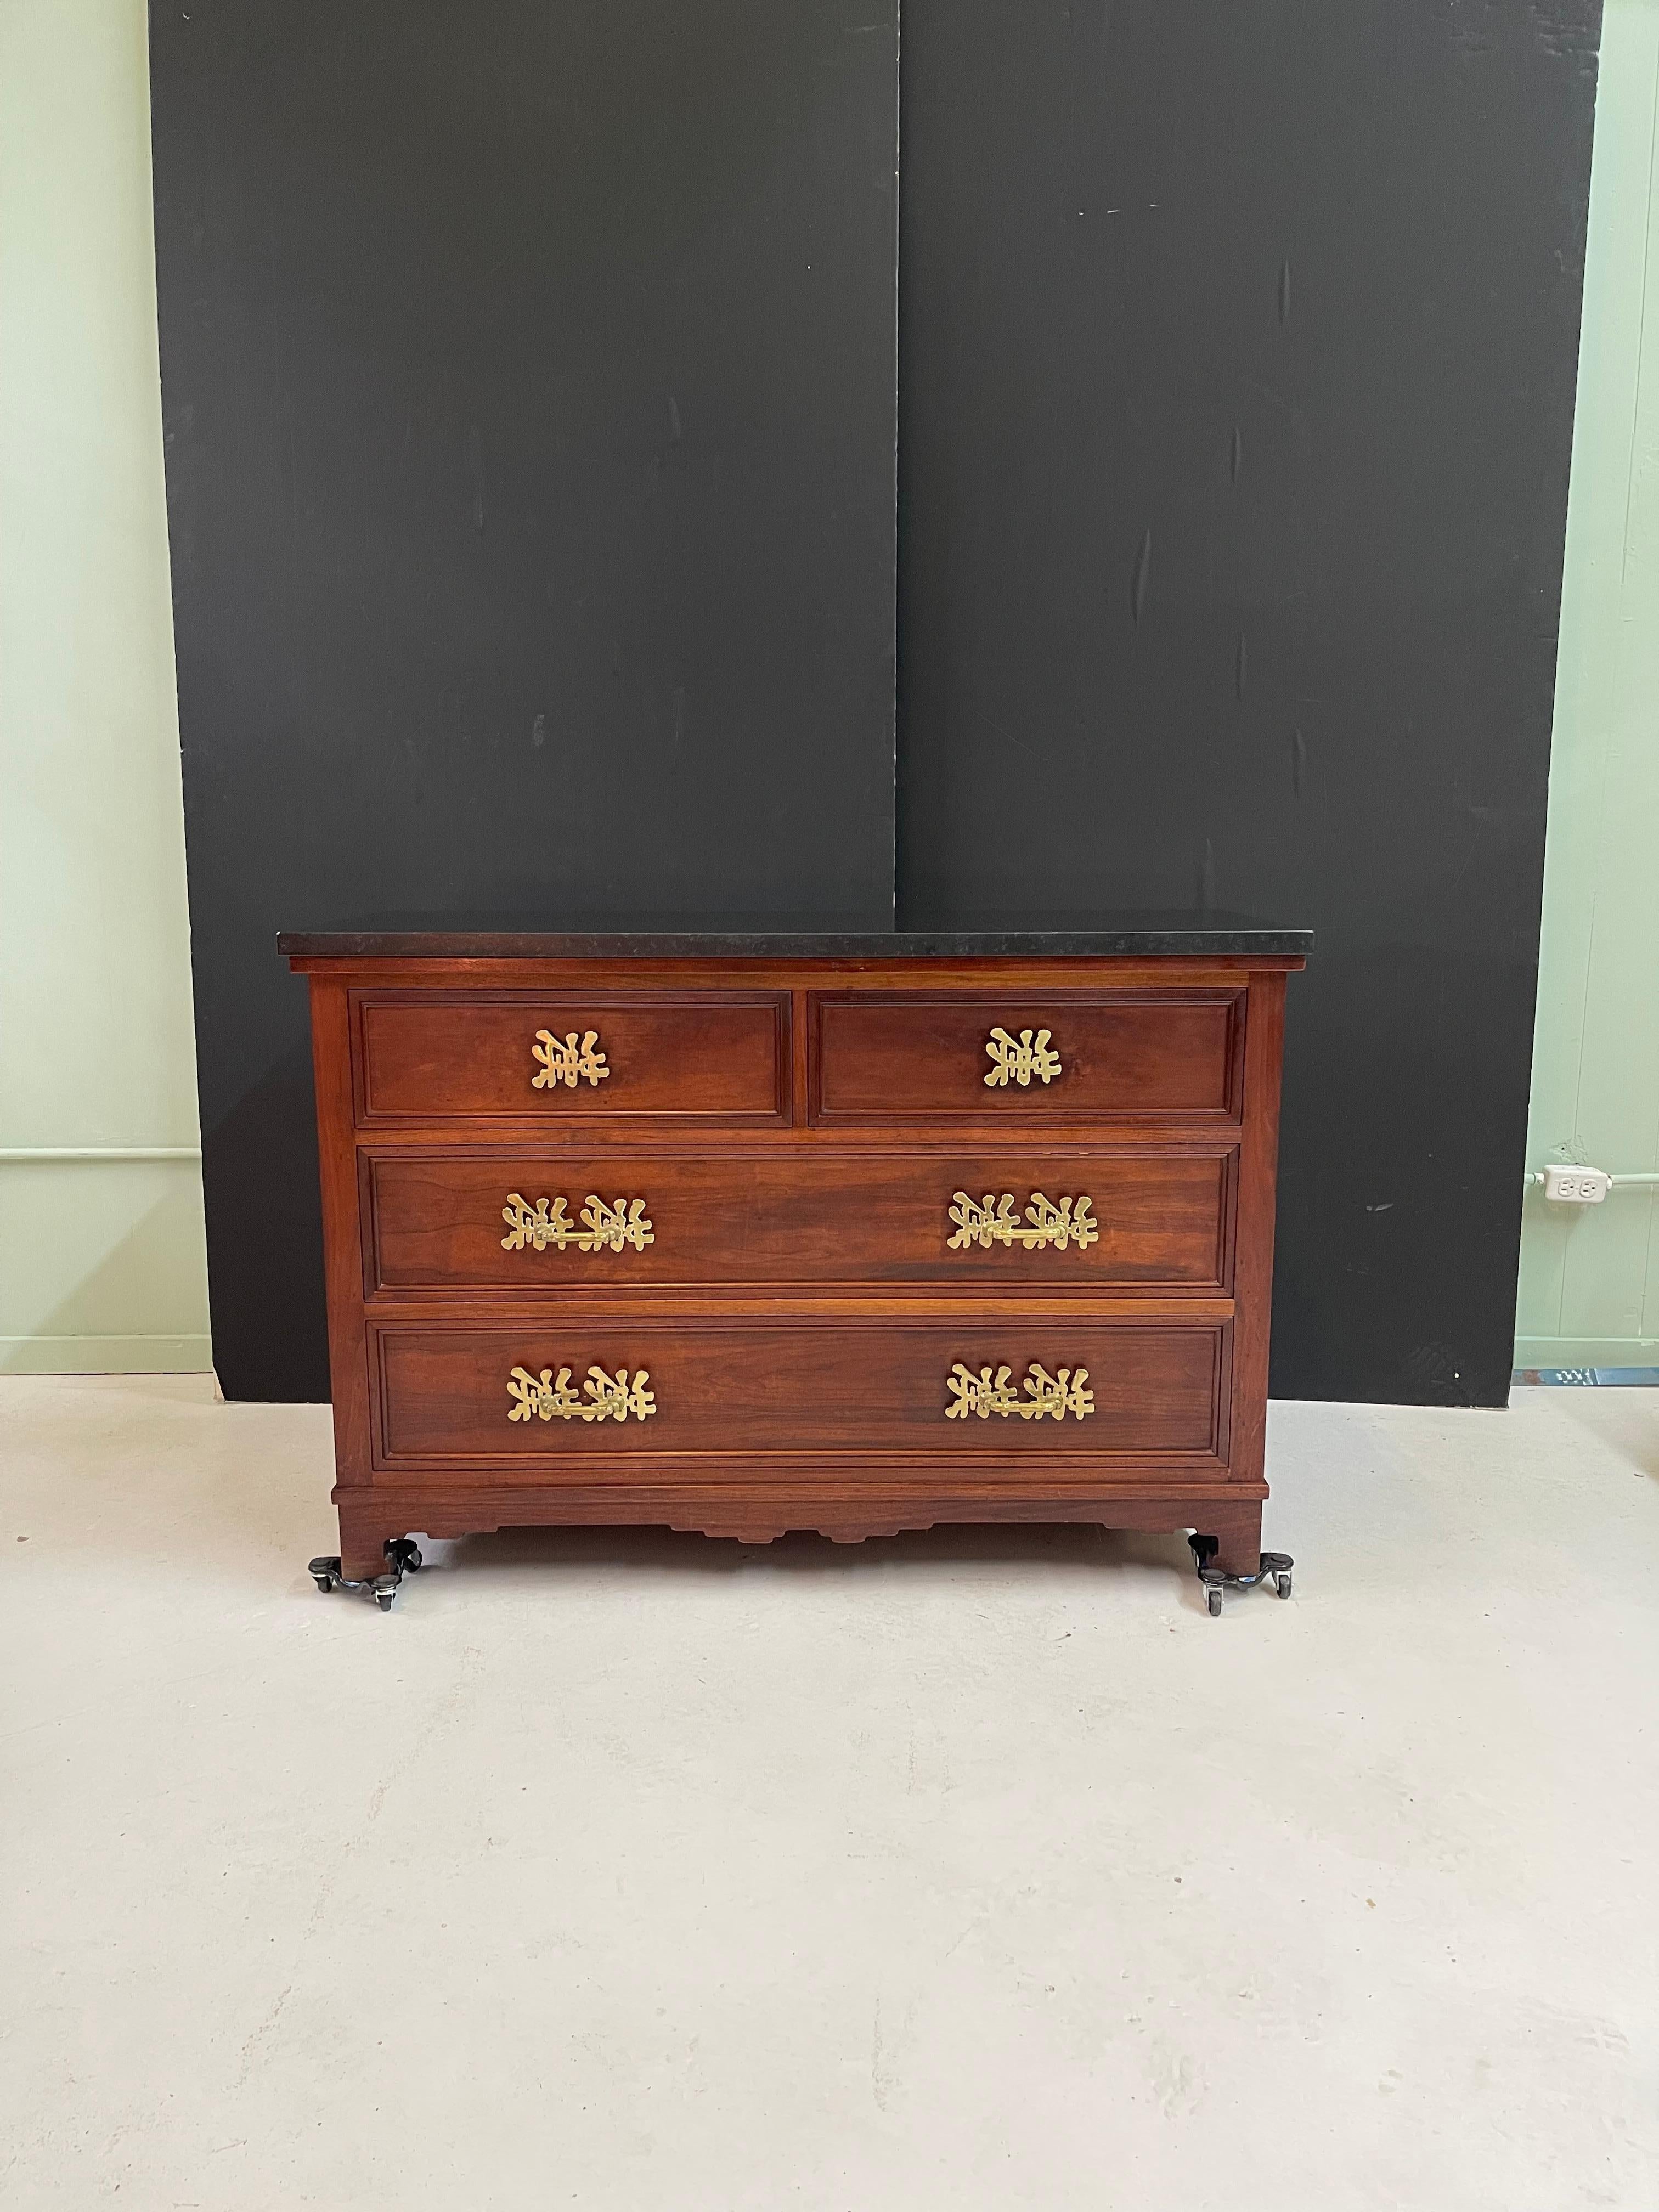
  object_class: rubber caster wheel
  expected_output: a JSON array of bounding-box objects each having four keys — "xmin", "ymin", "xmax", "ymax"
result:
[
  {"xmin": 1275, "ymin": 1571, "xmax": 1293, "ymax": 1600},
  {"xmin": 312, "ymin": 1573, "xmax": 334, "ymax": 1593},
  {"xmin": 1206, "ymin": 1587, "xmax": 1223, "ymax": 1617},
  {"xmin": 386, "ymin": 1538, "xmax": 423, "ymax": 1574},
  {"xmin": 375, "ymin": 1588, "xmax": 397, "ymax": 1612}
]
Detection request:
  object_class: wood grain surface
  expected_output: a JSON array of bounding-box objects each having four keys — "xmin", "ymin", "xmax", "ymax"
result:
[
  {"xmin": 354, "ymin": 991, "xmax": 789, "ymax": 1122},
  {"xmin": 811, "ymin": 991, "xmax": 1242, "ymax": 1122},
  {"xmin": 364, "ymin": 1147, "xmax": 1233, "ymax": 1293},
  {"xmin": 373, "ymin": 1314, "xmax": 1225, "ymax": 1466}
]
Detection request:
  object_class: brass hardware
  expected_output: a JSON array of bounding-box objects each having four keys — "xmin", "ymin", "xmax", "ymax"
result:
[
  {"xmin": 945, "ymin": 1362, "xmax": 1096, "ymax": 1422},
  {"xmin": 507, "ymin": 1365, "xmax": 657, "ymax": 1424},
  {"xmin": 983, "ymin": 1026, "xmax": 1062, "ymax": 1088},
  {"xmin": 500, "ymin": 1193, "xmax": 654, "ymax": 1254},
  {"xmin": 531, "ymin": 1028, "xmax": 610, "ymax": 1090},
  {"xmin": 947, "ymin": 1191, "xmax": 1098, "ymax": 1252}
]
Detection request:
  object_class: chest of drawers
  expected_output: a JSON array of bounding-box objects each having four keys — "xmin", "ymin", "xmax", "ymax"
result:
[{"xmin": 279, "ymin": 927, "xmax": 1307, "ymax": 1602}]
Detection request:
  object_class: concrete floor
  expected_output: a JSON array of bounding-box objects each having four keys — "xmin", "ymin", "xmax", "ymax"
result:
[{"xmin": 2, "ymin": 1377, "xmax": 1656, "ymax": 2210}]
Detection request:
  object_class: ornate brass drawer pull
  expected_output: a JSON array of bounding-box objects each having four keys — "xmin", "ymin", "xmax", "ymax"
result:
[
  {"xmin": 948, "ymin": 1190, "xmax": 1097, "ymax": 1252},
  {"xmin": 946, "ymin": 1362, "xmax": 1095, "ymax": 1422},
  {"xmin": 507, "ymin": 1364, "xmax": 657, "ymax": 1424},
  {"xmin": 984, "ymin": 1025, "xmax": 1062, "ymax": 1088},
  {"xmin": 500, "ymin": 1193, "xmax": 653, "ymax": 1254},
  {"xmin": 531, "ymin": 1028, "xmax": 610, "ymax": 1090}
]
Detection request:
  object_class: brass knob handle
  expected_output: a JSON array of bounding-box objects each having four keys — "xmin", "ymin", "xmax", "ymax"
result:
[
  {"xmin": 501, "ymin": 1194, "xmax": 653, "ymax": 1254},
  {"xmin": 507, "ymin": 1365, "xmax": 657, "ymax": 1424},
  {"xmin": 945, "ymin": 1363, "xmax": 1095, "ymax": 1421},
  {"xmin": 947, "ymin": 1191, "xmax": 1097, "ymax": 1251},
  {"xmin": 531, "ymin": 1028, "xmax": 610, "ymax": 1091},
  {"xmin": 983, "ymin": 1025, "xmax": 1062, "ymax": 1088}
]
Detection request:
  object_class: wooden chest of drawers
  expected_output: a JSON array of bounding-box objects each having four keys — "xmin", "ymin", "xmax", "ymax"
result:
[{"xmin": 279, "ymin": 928, "xmax": 1306, "ymax": 1599}]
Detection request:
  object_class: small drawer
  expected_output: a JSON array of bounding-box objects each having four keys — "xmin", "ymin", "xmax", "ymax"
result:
[
  {"xmin": 364, "ymin": 1148, "xmax": 1233, "ymax": 1293},
  {"xmin": 372, "ymin": 1316, "xmax": 1226, "ymax": 1468},
  {"xmin": 810, "ymin": 992, "xmax": 1242, "ymax": 1124},
  {"xmin": 352, "ymin": 992, "xmax": 789, "ymax": 1123}
]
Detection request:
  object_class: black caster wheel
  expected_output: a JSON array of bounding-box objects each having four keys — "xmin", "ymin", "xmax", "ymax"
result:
[
  {"xmin": 306, "ymin": 1545, "xmax": 420, "ymax": 1607},
  {"xmin": 1190, "ymin": 1535, "xmax": 1292, "ymax": 1613}
]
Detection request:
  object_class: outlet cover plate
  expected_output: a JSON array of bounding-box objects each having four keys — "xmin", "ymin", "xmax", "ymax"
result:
[{"xmin": 1541, "ymin": 1165, "xmax": 1611, "ymax": 1203}]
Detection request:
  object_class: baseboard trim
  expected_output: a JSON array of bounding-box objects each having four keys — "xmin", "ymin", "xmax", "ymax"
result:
[
  {"xmin": 0, "ymin": 1333, "xmax": 214, "ymax": 1375},
  {"xmin": 1514, "ymin": 1335, "xmax": 1659, "ymax": 1370}
]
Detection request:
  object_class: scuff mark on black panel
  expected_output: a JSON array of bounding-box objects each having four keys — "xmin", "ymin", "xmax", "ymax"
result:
[{"xmin": 1527, "ymin": 0, "xmax": 1601, "ymax": 64}]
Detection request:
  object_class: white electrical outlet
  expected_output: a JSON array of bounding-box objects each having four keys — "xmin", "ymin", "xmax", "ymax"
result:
[{"xmin": 1541, "ymin": 1165, "xmax": 1611, "ymax": 1204}]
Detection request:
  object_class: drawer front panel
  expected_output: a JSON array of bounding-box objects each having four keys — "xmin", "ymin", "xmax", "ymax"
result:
[
  {"xmin": 812, "ymin": 994, "xmax": 1240, "ymax": 1123},
  {"xmin": 366, "ymin": 1150, "xmax": 1232, "ymax": 1292},
  {"xmin": 375, "ymin": 1318, "xmax": 1224, "ymax": 1466},
  {"xmin": 354, "ymin": 994, "xmax": 789, "ymax": 1122}
]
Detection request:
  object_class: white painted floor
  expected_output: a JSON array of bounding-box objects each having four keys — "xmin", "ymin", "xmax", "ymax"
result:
[{"xmin": 3, "ymin": 1376, "xmax": 1656, "ymax": 2210}]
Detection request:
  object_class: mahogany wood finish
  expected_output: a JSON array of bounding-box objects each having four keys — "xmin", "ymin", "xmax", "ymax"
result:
[
  {"xmin": 356, "ymin": 992, "xmax": 788, "ymax": 1121},
  {"xmin": 364, "ymin": 1148, "xmax": 1233, "ymax": 1293},
  {"xmin": 375, "ymin": 1315, "xmax": 1225, "ymax": 1464},
  {"xmin": 812, "ymin": 991, "xmax": 1241, "ymax": 1123},
  {"xmin": 285, "ymin": 942, "xmax": 1304, "ymax": 1587}
]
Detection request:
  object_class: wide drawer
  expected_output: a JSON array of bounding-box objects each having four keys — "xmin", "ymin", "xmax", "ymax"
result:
[
  {"xmin": 811, "ymin": 992, "xmax": 1242, "ymax": 1123},
  {"xmin": 353, "ymin": 992, "xmax": 789, "ymax": 1122},
  {"xmin": 373, "ymin": 1317, "xmax": 1226, "ymax": 1466},
  {"xmin": 364, "ymin": 1149, "xmax": 1233, "ymax": 1293}
]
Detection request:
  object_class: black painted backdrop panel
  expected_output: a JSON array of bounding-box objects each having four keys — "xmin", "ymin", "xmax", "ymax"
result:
[
  {"xmin": 151, "ymin": 2, "xmax": 899, "ymax": 1400},
  {"xmin": 897, "ymin": 2, "xmax": 1600, "ymax": 1405}
]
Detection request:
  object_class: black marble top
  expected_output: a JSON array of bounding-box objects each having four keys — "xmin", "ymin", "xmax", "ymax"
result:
[{"xmin": 279, "ymin": 910, "xmax": 1311, "ymax": 959}]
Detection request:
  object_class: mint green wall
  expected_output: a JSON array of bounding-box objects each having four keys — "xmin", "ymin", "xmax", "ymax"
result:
[
  {"xmin": 1516, "ymin": 0, "xmax": 1659, "ymax": 1370},
  {"xmin": 0, "ymin": 2, "xmax": 211, "ymax": 1373}
]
